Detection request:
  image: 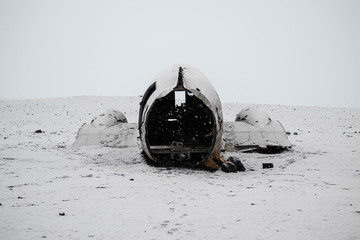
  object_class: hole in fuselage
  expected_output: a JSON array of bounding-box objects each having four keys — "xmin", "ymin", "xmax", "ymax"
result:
[
  {"xmin": 146, "ymin": 90, "xmax": 215, "ymax": 166},
  {"xmin": 175, "ymin": 91, "xmax": 186, "ymax": 106}
]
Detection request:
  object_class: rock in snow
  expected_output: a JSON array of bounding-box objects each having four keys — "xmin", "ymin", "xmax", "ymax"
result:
[
  {"xmin": 227, "ymin": 156, "xmax": 246, "ymax": 172},
  {"xmin": 221, "ymin": 161, "xmax": 237, "ymax": 172}
]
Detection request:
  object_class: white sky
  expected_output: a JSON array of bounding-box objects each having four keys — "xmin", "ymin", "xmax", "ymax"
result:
[{"xmin": 0, "ymin": 0, "xmax": 359, "ymax": 108}]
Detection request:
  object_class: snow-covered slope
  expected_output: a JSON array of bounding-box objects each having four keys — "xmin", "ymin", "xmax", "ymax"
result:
[{"xmin": 1, "ymin": 96, "xmax": 359, "ymax": 240}]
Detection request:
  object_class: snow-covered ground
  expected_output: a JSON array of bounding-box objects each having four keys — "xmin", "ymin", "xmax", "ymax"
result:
[{"xmin": 1, "ymin": 96, "xmax": 360, "ymax": 240}]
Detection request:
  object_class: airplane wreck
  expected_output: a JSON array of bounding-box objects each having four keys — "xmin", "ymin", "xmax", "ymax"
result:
[{"xmin": 74, "ymin": 65, "xmax": 291, "ymax": 171}]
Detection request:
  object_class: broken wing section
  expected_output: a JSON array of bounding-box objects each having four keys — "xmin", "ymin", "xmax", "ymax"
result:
[
  {"xmin": 74, "ymin": 122, "xmax": 138, "ymax": 148},
  {"xmin": 74, "ymin": 109, "xmax": 139, "ymax": 148},
  {"xmin": 223, "ymin": 108, "xmax": 291, "ymax": 153}
]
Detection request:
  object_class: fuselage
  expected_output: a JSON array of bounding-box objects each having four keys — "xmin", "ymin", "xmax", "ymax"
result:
[{"xmin": 138, "ymin": 65, "xmax": 223, "ymax": 167}]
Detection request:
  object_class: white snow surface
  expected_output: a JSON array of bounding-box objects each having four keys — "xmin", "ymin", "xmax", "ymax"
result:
[{"xmin": 1, "ymin": 96, "xmax": 360, "ymax": 240}]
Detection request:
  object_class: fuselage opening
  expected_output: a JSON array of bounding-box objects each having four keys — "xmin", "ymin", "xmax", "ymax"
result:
[{"xmin": 145, "ymin": 89, "xmax": 216, "ymax": 167}]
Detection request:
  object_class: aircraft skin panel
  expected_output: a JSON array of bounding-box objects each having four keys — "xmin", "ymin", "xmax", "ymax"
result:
[
  {"xmin": 223, "ymin": 121, "xmax": 291, "ymax": 151},
  {"xmin": 74, "ymin": 122, "xmax": 138, "ymax": 148}
]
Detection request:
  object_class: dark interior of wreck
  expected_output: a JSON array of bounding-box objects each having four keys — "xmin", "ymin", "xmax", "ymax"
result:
[{"xmin": 145, "ymin": 90, "xmax": 216, "ymax": 166}]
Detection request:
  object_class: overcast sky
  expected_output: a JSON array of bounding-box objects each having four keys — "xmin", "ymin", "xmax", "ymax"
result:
[{"xmin": 0, "ymin": 0, "xmax": 359, "ymax": 108}]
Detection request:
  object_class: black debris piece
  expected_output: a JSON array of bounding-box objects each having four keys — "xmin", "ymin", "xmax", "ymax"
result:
[
  {"xmin": 59, "ymin": 212, "xmax": 65, "ymax": 216},
  {"xmin": 227, "ymin": 156, "xmax": 246, "ymax": 171},
  {"xmin": 262, "ymin": 163, "xmax": 274, "ymax": 169},
  {"xmin": 293, "ymin": 132, "xmax": 298, "ymax": 135},
  {"xmin": 221, "ymin": 162, "xmax": 237, "ymax": 173},
  {"xmin": 34, "ymin": 129, "xmax": 43, "ymax": 133}
]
